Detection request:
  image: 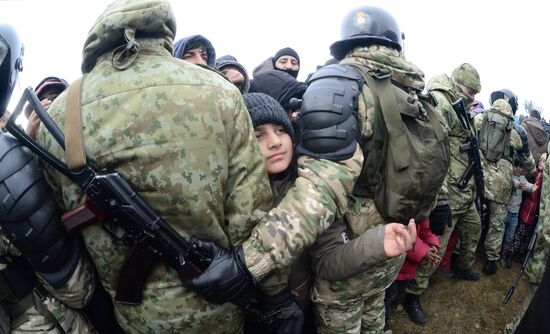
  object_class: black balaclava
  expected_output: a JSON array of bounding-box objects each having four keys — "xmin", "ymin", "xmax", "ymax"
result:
[{"xmin": 272, "ymin": 47, "xmax": 300, "ymax": 78}]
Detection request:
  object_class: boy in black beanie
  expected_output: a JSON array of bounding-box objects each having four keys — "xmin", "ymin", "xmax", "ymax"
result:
[{"xmin": 243, "ymin": 93, "xmax": 295, "ymax": 177}]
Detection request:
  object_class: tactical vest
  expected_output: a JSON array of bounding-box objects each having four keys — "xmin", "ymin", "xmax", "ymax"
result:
[{"xmin": 299, "ymin": 63, "xmax": 450, "ymax": 224}]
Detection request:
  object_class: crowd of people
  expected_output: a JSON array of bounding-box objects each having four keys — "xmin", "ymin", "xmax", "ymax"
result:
[{"xmin": 0, "ymin": 1, "xmax": 549, "ymax": 334}]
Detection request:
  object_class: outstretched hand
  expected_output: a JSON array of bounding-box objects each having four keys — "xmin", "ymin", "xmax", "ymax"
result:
[{"xmin": 383, "ymin": 219, "xmax": 417, "ymax": 258}]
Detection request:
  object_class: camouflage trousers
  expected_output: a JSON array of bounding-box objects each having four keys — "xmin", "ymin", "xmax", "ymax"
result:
[
  {"xmin": 11, "ymin": 290, "xmax": 95, "ymax": 334},
  {"xmin": 502, "ymin": 281, "xmax": 538, "ymax": 334},
  {"xmin": 484, "ymin": 202, "xmax": 508, "ymax": 261},
  {"xmin": 313, "ymin": 289, "xmax": 385, "ymax": 334},
  {"xmin": 406, "ymin": 202, "xmax": 481, "ymax": 294},
  {"xmin": 311, "ymin": 254, "xmax": 404, "ymax": 334}
]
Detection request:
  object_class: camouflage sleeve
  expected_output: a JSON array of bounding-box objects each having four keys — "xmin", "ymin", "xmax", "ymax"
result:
[
  {"xmin": 224, "ymin": 93, "xmax": 273, "ymax": 246},
  {"xmin": 243, "ymin": 147, "xmax": 364, "ymax": 281},
  {"xmin": 432, "ymin": 93, "xmax": 452, "ymax": 200},
  {"xmin": 526, "ymin": 158, "xmax": 550, "ymax": 284},
  {"xmin": 309, "ymin": 223, "xmax": 387, "ymax": 281},
  {"xmin": 522, "ymin": 151, "xmax": 537, "ymax": 179},
  {"xmin": 510, "ymin": 129, "xmax": 522, "ymax": 151},
  {"xmin": 37, "ymin": 254, "xmax": 96, "ymax": 309}
]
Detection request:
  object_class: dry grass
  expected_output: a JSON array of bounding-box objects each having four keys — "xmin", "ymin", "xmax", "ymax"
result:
[{"xmin": 387, "ymin": 248, "xmax": 528, "ymax": 334}]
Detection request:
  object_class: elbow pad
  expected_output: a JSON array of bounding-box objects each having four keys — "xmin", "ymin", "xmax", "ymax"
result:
[
  {"xmin": 297, "ymin": 64, "xmax": 362, "ymax": 161},
  {"xmin": 0, "ymin": 133, "xmax": 80, "ymax": 288}
]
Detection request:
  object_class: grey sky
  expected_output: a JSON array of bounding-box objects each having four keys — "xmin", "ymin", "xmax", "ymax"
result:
[{"xmin": 2, "ymin": 0, "xmax": 548, "ymax": 118}]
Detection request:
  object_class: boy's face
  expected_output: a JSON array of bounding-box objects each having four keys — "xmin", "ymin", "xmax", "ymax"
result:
[
  {"xmin": 254, "ymin": 123, "xmax": 293, "ymax": 175},
  {"xmin": 181, "ymin": 47, "xmax": 207, "ymax": 66}
]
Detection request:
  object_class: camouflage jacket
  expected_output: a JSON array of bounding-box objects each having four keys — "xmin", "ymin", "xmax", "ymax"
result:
[
  {"xmin": 0, "ymin": 234, "xmax": 95, "ymax": 334},
  {"xmin": 427, "ymin": 74, "xmax": 475, "ymax": 214},
  {"xmin": 243, "ymin": 45, "xmax": 423, "ymax": 289},
  {"xmin": 525, "ymin": 144, "xmax": 550, "ymax": 284},
  {"xmin": 37, "ymin": 1, "xmax": 272, "ymax": 333},
  {"xmin": 473, "ymin": 100, "xmax": 520, "ymax": 204}
]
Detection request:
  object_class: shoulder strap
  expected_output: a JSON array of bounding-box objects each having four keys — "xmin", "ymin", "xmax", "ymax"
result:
[
  {"xmin": 362, "ymin": 71, "xmax": 410, "ymax": 170},
  {"xmin": 32, "ymin": 286, "xmax": 66, "ymax": 334},
  {"xmin": 65, "ymin": 75, "xmax": 88, "ymax": 170}
]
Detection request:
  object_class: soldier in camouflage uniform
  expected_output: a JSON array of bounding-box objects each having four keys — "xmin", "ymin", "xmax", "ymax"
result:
[
  {"xmin": 36, "ymin": 0, "xmax": 273, "ymax": 333},
  {"xmin": 0, "ymin": 23, "xmax": 97, "ymax": 334},
  {"xmin": 403, "ymin": 63, "xmax": 483, "ymax": 325},
  {"xmin": 503, "ymin": 149, "xmax": 549, "ymax": 333},
  {"xmin": 186, "ymin": 7, "xmax": 443, "ymax": 334},
  {"xmin": 0, "ymin": 234, "xmax": 96, "ymax": 334},
  {"xmin": 472, "ymin": 90, "xmax": 523, "ymax": 275}
]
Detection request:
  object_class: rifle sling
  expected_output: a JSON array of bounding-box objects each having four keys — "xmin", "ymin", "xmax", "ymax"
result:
[{"xmin": 65, "ymin": 75, "xmax": 88, "ymax": 170}]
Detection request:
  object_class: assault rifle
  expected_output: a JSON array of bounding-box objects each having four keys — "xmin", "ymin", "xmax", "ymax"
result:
[
  {"xmin": 6, "ymin": 88, "xmax": 262, "ymax": 313},
  {"xmin": 452, "ymin": 98, "xmax": 489, "ymax": 225},
  {"xmin": 504, "ymin": 219, "xmax": 540, "ymax": 304}
]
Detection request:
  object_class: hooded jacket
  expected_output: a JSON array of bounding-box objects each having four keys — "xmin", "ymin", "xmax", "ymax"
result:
[
  {"xmin": 37, "ymin": 1, "xmax": 271, "ymax": 333},
  {"xmin": 523, "ymin": 117, "xmax": 549, "ymax": 163},
  {"xmin": 215, "ymin": 55, "xmax": 250, "ymax": 94},
  {"xmin": 172, "ymin": 34, "xmax": 216, "ymax": 68},
  {"xmin": 249, "ymin": 70, "xmax": 306, "ymax": 110}
]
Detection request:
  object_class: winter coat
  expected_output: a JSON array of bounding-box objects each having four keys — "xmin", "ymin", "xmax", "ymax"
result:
[{"xmin": 396, "ymin": 219, "xmax": 440, "ymax": 281}]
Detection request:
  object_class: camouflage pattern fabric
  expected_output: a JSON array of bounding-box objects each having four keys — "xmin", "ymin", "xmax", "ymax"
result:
[
  {"xmin": 502, "ymin": 145, "xmax": 550, "ymax": 332},
  {"xmin": 243, "ymin": 45, "xmax": 424, "ymax": 332},
  {"xmin": 426, "ymin": 74, "xmax": 475, "ymax": 215},
  {"xmin": 525, "ymin": 146, "xmax": 550, "ymax": 284},
  {"xmin": 503, "ymin": 282, "xmax": 538, "ymax": 334},
  {"xmin": 406, "ymin": 74, "xmax": 483, "ymax": 296},
  {"xmin": 36, "ymin": 0, "xmax": 272, "ymax": 333},
  {"xmin": 451, "ymin": 63, "xmax": 481, "ymax": 93},
  {"xmin": 243, "ymin": 45, "xmax": 425, "ymax": 281},
  {"xmin": 11, "ymin": 295, "xmax": 95, "ymax": 334},
  {"xmin": 0, "ymin": 235, "xmax": 95, "ymax": 334},
  {"xmin": 483, "ymin": 202, "xmax": 508, "ymax": 260},
  {"xmin": 407, "ymin": 202, "xmax": 481, "ymax": 294},
  {"xmin": 311, "ymin": 196, "xmax": 405, "ymax": 334},
  {"xmin": 313, "ymin": 289, "xmax": 385, "ymax": 334}
]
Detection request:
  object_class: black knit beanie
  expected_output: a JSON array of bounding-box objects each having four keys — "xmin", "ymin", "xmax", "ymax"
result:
[
  {"xmin": 243, "ymin": 93, "xmax": 295, "ymax": 143},
  {"xmin": 272, "ymin": 47, "xmax": 300, "ymax": 66}
]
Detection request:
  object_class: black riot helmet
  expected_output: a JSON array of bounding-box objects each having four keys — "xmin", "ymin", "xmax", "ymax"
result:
[
  {"xmin": 330, "ymin": 6, "xmax": 403, "ymax": 60},
  {"xmin": 0, "ymin": 24, "xmax": 23, "ymax": 117},
  {"xmin": 490, "ymin": 88, "xmax": 518, "ymax": 114}
]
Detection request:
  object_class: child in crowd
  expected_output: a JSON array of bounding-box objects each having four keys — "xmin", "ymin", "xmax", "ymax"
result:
[
  {"xmin": 242, "ymin": 92, "xmax": 416, "ymax": 334},
  {"xmin": 501, "ymin": 158, "xmax": 538, "ymax": 268},
  {"xmin": 384, "ymin": 219, "xmax": 440, "ymax": 329}
]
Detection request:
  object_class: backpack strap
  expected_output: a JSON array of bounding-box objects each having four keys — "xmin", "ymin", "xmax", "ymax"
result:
[
  {"xmin": 363, "ymin": 71, "xmax": 410, "ymax": 170},
  {"xmin": 64, "ymin": 75, "xmax": 88, "ymax": 170}
]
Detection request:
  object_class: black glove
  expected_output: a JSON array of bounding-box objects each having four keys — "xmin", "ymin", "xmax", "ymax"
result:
[
  {"xmin": 429, "ymin": 203, "xmax": 452, "ymax": 236},
  {"xmin": 186, "ymin": 238, "xmax": 256, "ymax": 305},
  {"xmin": 262, "ymin": 288, "xmax": 304, "ymax": 334}
]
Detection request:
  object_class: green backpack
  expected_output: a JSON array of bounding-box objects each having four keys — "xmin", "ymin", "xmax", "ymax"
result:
[
  {"xmin": 478, "ymin": 108, "xmax": 515, "ymax": 163},
  {"xmin": 350, "ymin": 66, "xmax": 451, "ymax": 224}
]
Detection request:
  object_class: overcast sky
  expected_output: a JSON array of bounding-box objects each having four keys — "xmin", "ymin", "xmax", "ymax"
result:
[{"xmin": 2, "ymin": 0, "xmax": 548, "ymax": 119}]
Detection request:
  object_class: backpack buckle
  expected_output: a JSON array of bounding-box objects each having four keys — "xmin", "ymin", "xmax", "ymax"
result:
[{"xmin": 369, "ymin": 68, "xmax": 391, "ymax": 80}]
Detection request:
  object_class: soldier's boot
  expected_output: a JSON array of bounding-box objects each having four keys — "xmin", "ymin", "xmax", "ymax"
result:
[
  {"xmin": 482, "ymin": 260, "xmax": 497, "ymax": 275},
  {"xmin": 500, "ymin": 243, "xmax": 512, "ymax": 269},
  {"xmin": 453, "ymin": 268, "xmax": 481, "ymax": 281},
  {"xmin": 404, "ymin": 293, "xmax": 428, "ymax": 325}
]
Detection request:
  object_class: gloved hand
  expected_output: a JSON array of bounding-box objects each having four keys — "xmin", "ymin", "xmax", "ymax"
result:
[
  {"xmin": 186, "ymin": 238, "xmax": 256, "ymax": 305},
  {"xmin": 429, "ymin": 203, "xmax": 452, "ymax": 236},
  {"xmin": 262, "ymin": 288, "xmax": 304, "ymax": 334}
]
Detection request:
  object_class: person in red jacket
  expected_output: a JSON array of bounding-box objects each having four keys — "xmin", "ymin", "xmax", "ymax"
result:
[{"xmin": 384, "ymin": 219, "xmax": 441, "ymax": 330}]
